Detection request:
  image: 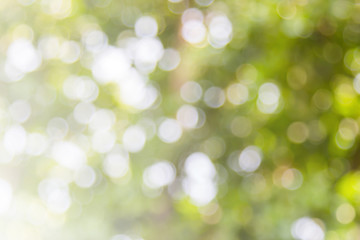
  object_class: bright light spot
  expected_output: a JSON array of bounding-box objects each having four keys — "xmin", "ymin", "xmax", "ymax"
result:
[
  {"xmin": 63, "ymin": 76, "xmax": 99, "ymax": 102},
  {"xmin": 159, "ymin": 48, "xmax": 181, "ymax": 71},
  {"xmin": 73, "ymin": 102, "xmax": 96, "ymax": 124},
  {"xmin": 338, "ymin": 118, "xmax": 358, "ymax": 141},
  {"xmin": 208, "ymin": 15, "xmax": 233, "ymax": 48},
  {"xmin": 38, "ymin": 178, "xmax": 71, "ymax": 214},
  {"xmin": 204, "ymin": 87, "xmax": 226, "ymax": 108},
  {"xmin": 26, "ymin": 133, "xmax": 48, "ymax": 156},
  {"xmin": 52, "ymin": 141, "xmax": 86, "ymax": 170},
  {"xmin": 180, "ymin": 81, "xmax": 203, "ymax": 103},
  {"xmin": 9, "ymin": 99, "xmax": 32, "ymax": 123},
  {"xmin": 91, "ymin": 130, "xmax": 116, "ymax": 153},
  {"xmin": 143, "ymin": 161, "xmax": 176, "ymax": 188},
  {"xmin": 59, "ymin": 40, "xmax": 81, "ymax": 63},
  {"xmin": 182, "ymin": 20, "xmax": 207, "ymax": 45},
  {"xmin": 82, "ymin": 30, "xmax": 108, "ymax": 53},
  {"xmin": 281, "ymin": 168, "xmax": 303, "ymax": 190},
  {"xmin": 6, "ymin": 39, "xmax": 41, "ymax": 76},
  {"xmin": 158, "ymin": 118, "xmax": 183, "ymax": 143},
  {"xmin": 74, "ymin": 165, "xmax": 96, "ymax": 188},
  {"xmin": 118, "ymin": 69, "xmax": 158, "ymax": 109},
  {"xmin": 89, "ymin": 109, "xmax": 116, "ymax": 132},
  {"xmin": 185, "ymin": 152, "xmax": 217, "ymax": 181},
  {"xmin": 183, "ymin": 152, "xmax": 217, "ymax": 206},
  {"xmin": 3, "ymin": 125, "xmax": 27, "ymax": 155},
  {"xmin": 0, "ymin": 179, "xmax": 12, "ymax": 214},
  {"xmin": 103, "ymin": 151, "xmax": 129, "ymax": 178},
  {"xmin": 92, "ymin": 46, "xmax": 131, "ymax": 84},
  {"xmin": 353, "ymin": 74, "xmax": 360, "ymax": 94},
  {"xmin": 122, "ymin": 125, "xmax": 146, "ymax": 153},
  {"xmin": 257, "ymin": 82, "xmax": 281, "ymax": 114},
  {"xmin": 238, "ymin": 146, "xmax": 262, "ymax": 172},
  {"xmin": 291, "ymin": 217, "xmax": 325, "ymax": 240},
  {"xmin": 226, "ymin": 83, "xmax": 249, "ymax": 105},
  {"xmin": 4, "ymin": 61, "xmax": 24, "ymax": 81},
  {"xmin": 183, "ymin": 178, "xmax": 217, "ymax": 206},
  {"xmin": 336, "ymin": 203, "xmax": 356, "ymax": 224},
  {"xmin": 47, "ymin": 117, "xmax": 69, "ymax": 139},
  {"xmin": 181, "ymin": 8, "xmax": 204, "ymax": 24},
  {"xmin": 176, "ymin": 105, "xmax": 199, "ymax": 129},
  {"xmin": 135, "ymin": 16, "xmax": 158, "ymax": 38},
  {"xmin": 287, "ymin": 122, "xmax": 309, "ymax": 144},
  {"xmin": 134, "ymin": 37, "xmax": 164, "ymax": 73}
]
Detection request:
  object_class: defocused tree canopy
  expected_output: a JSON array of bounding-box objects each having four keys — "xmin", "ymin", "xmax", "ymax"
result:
[{"xmin": 1, "ymin": 0, "xmax": 360, "ymax": 239}]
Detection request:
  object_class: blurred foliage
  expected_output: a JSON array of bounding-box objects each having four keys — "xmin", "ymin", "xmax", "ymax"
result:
[{"xmin": 1, "ymin": 0, "xmax": 360, "ymax": 239}]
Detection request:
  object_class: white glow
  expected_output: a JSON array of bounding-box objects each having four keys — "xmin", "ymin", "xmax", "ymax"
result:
[
  {"xmin": 257, "ymin": 82, "xmax": 281, "ymax": 114},
  {"xmin": 183, "ymin": 152, "xmax": 217, "ymax": 206},
  {"xmin": 182, "ymin": 178, "xmax": 217, "ymax": 206},
  {"xmin": 6, "ymin": 39, "xmax": 41, "ymax": 74},
  {"xmin": 26, "ymin": 133, "xmax": 48, "ymax": 156},
  {"xmin": 135, "ymin": 16, "xmax": 158, "ymax": 38},
  {"xmin": 63, "ymin": 76, "xmax": 99, "ymax": 102},
  {"xmin": 182, "ymin": 20, "xmax": 207, "ymax": 45},
  {"xmin": 38, "ymin": 178, "xmax": 71, "ymax": 214},
  {"xmin": 103, "ymin": 152, "xmax": 129, "ymax": 178},
  {"xmin": 181, "ymin": 8, "xmax": 204, "ymax": 25},
  {"xmin": 238, "ymin": 146, "xmax": 262, "ymax": 172},
  {"xmin": 52, "ymin": 141, "xmax": 86, "ymax": 170},
  {"xmin": 82, "ymin": 30, "xmax": 108, "ymax": 53},
  {"xmin": 204, "ymin": 87, "xmax": 226, "ymax": 108},
  {"xmin": 3, "ymin": 125, "xmax": 27, "ymax": 155},
  {"xmin": 122, "ymin": 125, "xmax": 146, "ymax": 153},
  {"xmin": 0, "ymin": 179, "xmax": 12, "ymax": 214},
  {"xmin": 74, "ymin": 165, "xmax": 96, "ymax": 188},
  {"xmin": 208, "ymin": 15, "xmax": 233, "ymax": 48},
  {"xmin": 159, "ymin": 48, "xmax": 181, "ymax": 71},
  {"xmin": 134, "ymin": 37, "xmax": 164, "ymax": 73},
  {"xmin": 73, "ymin": 102, "xmax": 96, "ymax": 124},
  {"xmin": 118, "ymin": 69, "xmax": 158, "ymax": 109},
  {"xmin": 89, "ymin": 109, "xmax": 116, "ymax": 132},
  {"xmin": 92, "ymin": 46, "xmax": 131, "ymax": 84},
  {"xmin": 9, "ymin": 99, "xmax": 32, "ymax": 123},
  {"xmin": 143, "ymin": 161, "xmax": 176, "ymax": 188},
  {"xmin": 91, "ymin": 130, "xmax": 116, "ymax": 153},
  {"xmin": 291, "ymin": 217, "xmax": 324, "ymax": 240},
  {"xmin": 176, "ymin": 105, "xmax": 199, "ymax": 129},
  {"xmin": 185, "ymin": 152, "xmax": 216, "ymax": 181},
  {"xmin": 158, "ymin": 118, "xmax": 183, "ymax": 143},
  {"xmin": 180, "ymin": 81, "xmax": 203, "ymax": 103}
]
